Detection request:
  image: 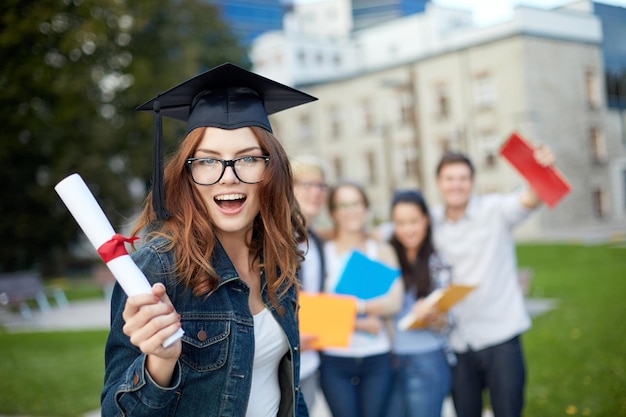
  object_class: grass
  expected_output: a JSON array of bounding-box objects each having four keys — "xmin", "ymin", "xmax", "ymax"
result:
[
  {"xmin": 518, "ymin": 243, "xmax": 626, "ymax": 417},
  {"xmin": 0, "ymin": 330, "xmax": 108, "ymax": 417},
  {"xmin": 0, "ymin": 243, "xmax": 624, "ymax": 416}
]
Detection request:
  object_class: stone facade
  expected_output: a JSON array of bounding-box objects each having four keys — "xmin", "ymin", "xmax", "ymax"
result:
[{"xmin": 258, "ymin": 2, "xmax": 626, "ymax": 241}]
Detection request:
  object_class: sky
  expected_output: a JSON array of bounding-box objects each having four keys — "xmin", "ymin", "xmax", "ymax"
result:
[{"xmin": 432, "ymin": 0, "xmax": 626, "ymax": 27}]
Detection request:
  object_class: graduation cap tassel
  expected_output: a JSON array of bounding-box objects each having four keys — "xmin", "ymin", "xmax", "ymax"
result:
[{"xmin": 152, "ymin": 99, "xmax": 171, "ymax": 220}]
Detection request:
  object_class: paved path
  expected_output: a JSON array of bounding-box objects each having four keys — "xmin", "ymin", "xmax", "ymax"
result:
[
  {"xmin": 0, "ymin": 297, "xmax": 558, "ymax": 334},
  {"xmin": 0, "ymin": 297, "xmax": 557, "ymax": 417}
]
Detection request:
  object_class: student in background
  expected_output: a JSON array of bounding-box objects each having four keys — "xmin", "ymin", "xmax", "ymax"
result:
[
  {"xmin": 320, "ymin": 180, "xmax": 403, "ymax": 417},
  {"xmin": 431, "ymin": 146, "xmax": 554, "ymax": 417},
  {"xmin": 292, "ymin": 156, "xmax": 329, "ymax": 410},
  {"xmin": 386, "ymin": 189, "xmax": 452, "ymax": 417}
]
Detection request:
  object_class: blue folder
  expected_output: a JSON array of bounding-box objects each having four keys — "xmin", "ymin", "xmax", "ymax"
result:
[{"xmin": 334, "ymin": 250, "xmax": 400, "ymax": 300}]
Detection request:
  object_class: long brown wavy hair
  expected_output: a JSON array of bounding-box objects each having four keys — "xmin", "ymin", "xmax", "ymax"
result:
[{"xmin": 131, "ymin": 126, "xmax": 306, "ymax": 307}]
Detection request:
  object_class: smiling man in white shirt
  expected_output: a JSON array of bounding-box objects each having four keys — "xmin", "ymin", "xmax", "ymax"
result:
[{"xmin": 431, "ymin": 146, "xmax": 554, "ymax": 417}]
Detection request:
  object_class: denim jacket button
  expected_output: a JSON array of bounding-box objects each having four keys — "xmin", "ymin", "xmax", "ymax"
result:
[
  {"xmin": 132, "ymin": 373, "xmax": 139, "ymax": 385},
  {"xmin": 294, "ymin": 345, "xmax": 299, "ymax": 352},
  {"xmin": 197, "ymin": 330, "xmax": 208, "ymax": 342}
]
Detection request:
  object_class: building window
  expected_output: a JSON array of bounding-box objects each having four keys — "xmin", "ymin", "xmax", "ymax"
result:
[
  {"xmin": 434, "ymin": 85, "xmax": 449, "ymax": 120},
  {"xmin": 403, "ymin": 149, "xmax": 417, "ymax": 179},
  {"xmin": 361, "ymin": 99, "xmax": 375, "ymax": 133},
  {"xmin": 589, "ymin": 127, "xmax": 606, "ymax": 163},
  {"xmin": 297, "ymin": 50, "xmax": 306, "ymax": 65},
  {"xmin": 439, "ymin": 136, "xmax": 451, "ymax": 152},
  {"xmin": 299, "ymin": 114, "xmax": 313, "ymax": 143},
  {"xmin": 484, "ymin": 153, "xmax": 496, "ymax": 168},
  {"xmin": 329, "ymin": 106, "xmax": 341, "ymax": 140},
  {"xmin": 585, "ymin": 69, "xmax": 601, "ymax": 109},
  {"xmin": 365, "ymin": 151, "xmax": 377, "ymax": 184},
  {"xmin": 592, "ymin": 188, "xmax": 608, "ymax": 218},
  {"xmin": 605, "ymin": 68, "xmax": 626, "ymax": 109},
  {"xmin": 474, "ymin": 73, "xmax": 495, "ymax": 110},
  {"xmin": 332, "ymin": 156, "xmax": 343, "ymax": 179},
  {"xmin": 479, "ymin": 131, "xmax": 499, "ymax": 169},
  {"xmin": 399, "ymin": 91, "xmax": 414, "ymax": 127}
]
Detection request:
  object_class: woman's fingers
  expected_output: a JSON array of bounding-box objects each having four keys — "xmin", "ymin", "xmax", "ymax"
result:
[
  {"xmin": 134, "ymin": 319, "xmax": 183, "ymax": 357},
  {"xmin": 121, "ymin": 283, "xmax": 182, "ymax": 357}
]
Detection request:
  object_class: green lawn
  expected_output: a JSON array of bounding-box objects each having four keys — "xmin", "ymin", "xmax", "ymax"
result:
[
  {"xmin": 0, "ymin": 243, "xmax": 624, "ymax": 416},
  {"xmin": 0, "ymin": 330, "xmax": 107, "ymax": 417},
  {"xmin": 518, "ymin": 243, "xmax": 626, "ymax": 417}
]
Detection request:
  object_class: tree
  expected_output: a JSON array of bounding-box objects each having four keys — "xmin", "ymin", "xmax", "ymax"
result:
[{"xmin": 0, "ymin": 0, "xmax": 247, "ymax": 275}]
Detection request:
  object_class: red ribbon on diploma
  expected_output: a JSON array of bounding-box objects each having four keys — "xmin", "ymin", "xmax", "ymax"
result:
[{"xmin": 97, "ymin": 234, "xmax": 139, "ymax": 263}]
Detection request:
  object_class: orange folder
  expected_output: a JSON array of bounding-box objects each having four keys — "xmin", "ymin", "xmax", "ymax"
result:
[
  {"xmin": 499, "ymin": 132, "xmax": 571, "ymax": 208},
  {"xmin": 298, "ymin": 292, "xmax": 357, "ymax": 350}
]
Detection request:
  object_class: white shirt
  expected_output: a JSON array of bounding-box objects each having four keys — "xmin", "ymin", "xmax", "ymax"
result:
[
  {"xmin": 246, "ymin": 308, "xmax": 289, "ymax": 417},
  {"xmin": 431, "ymin": 193, "xmax": 533, "ymax": 352},
  {"xmin": 323, "ymin": 239, "xmax": 392, "ymax": 357},
  {"xmin": 298, "ymin": 237, "xmax": 323, "ymax": 378}
]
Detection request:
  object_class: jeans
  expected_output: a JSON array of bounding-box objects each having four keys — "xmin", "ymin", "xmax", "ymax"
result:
[
  {"xmin": 452, "ymin": 335, "xmax": 526, "ymax": 417},
  {"xmin": 385, "ymin": 348, "xmax": 452, "ymax": 417},
  {"xmin": 320, "ymin": 352, "xmax": 393, "ymax": 417}
]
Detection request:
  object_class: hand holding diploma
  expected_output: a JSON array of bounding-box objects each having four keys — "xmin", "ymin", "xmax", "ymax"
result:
[
  {"xmin": 122, "ymin": 282, "xmax": 183, "ymax": 386},
  {"xmin": 54, "ymin": 173, "xmax": 184, "ymax": 348}
]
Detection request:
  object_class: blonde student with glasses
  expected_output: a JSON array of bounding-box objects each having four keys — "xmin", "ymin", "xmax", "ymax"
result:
[{"xmin": 101, "ymin": 63, "xmax": 317, "ymax": 417}]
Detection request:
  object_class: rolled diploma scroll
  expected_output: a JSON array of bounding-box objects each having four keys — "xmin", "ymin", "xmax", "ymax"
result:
[{"xmin": 54, "ymin": 173, "xmax": 184, "ymax": 347}]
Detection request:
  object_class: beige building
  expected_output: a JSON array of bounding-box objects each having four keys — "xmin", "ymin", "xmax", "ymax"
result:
[{"xmin": 260, "ymin": 3, "xmax": 626, "ymax": 240}]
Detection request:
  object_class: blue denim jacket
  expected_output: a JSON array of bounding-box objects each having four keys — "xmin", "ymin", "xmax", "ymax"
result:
[{"xmin": 101, "ymin": 236, "xmax": 308, "ymax": 417}]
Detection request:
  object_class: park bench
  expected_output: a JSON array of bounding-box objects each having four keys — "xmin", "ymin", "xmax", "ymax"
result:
[{"xmin": 0, "ymin": 271, "xmax": 68, "ymax": 320}]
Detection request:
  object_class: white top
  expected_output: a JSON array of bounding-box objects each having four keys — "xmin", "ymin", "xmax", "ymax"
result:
[
  {"xmin": 298, "ymin": 237, "xmax": 322, "ymax": 379},
  {"xmin": 246, "ymin": 308, "xmax": 289, "ymax": 417},
  {"xmin": 323, "ymin": 239, "xmax": 392, "ymax": 357},
  {"xmin": 431, "ymin": 193, "xmax": 533, "ymax": 352},
  {"xmin": 299, "ymin": 237, "xmax": 323, "ymax": 293}
]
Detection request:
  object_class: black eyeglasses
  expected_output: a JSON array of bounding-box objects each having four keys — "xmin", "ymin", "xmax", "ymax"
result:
[
  {"xmin": 186, "ymin": 156, "xmax": 270, "ymax": 185},
  {"xmin": 295, "ymin": 181, "xmax": 329, "ymax": 192}
]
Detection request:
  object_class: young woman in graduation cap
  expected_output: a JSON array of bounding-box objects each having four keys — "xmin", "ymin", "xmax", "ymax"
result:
[{"xmin": 101, "ymin": 63, "xmax": 317, "ymax": 417}]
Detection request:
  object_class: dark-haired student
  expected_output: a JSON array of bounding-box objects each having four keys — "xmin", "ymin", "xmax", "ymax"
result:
[
  {"xmin": 385, "ymin": 190, "xmax": 452, "ymax": 417},
  {"xmin": 431, "ymin": 146, "xmax": 554, "ymax": 417}
]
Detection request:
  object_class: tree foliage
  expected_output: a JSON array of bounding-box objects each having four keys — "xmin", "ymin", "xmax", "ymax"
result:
[{"xmin": 0, "ymin": 0, "xmax": 248, "ymax": 274}]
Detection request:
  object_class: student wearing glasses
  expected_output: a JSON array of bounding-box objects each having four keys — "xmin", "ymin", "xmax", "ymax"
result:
[
  {"xmin": 291, "ymin": 156, "xmax": 329, "ymax": 410},
  {"xmin": 320, "ymin": 180, "xmax": 403, "ymax": 417},
  {"xmin": 101, "ymin": 63, "xmax": 316, "ymax": 417}
]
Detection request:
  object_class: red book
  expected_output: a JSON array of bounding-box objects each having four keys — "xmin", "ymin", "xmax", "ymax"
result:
[{"xmin": 499, "ymin": 132, "xmax": 571, "ymax": 208}]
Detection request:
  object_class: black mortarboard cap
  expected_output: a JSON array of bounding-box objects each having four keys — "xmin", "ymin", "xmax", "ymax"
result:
[{"xmin": 137, "ymin": 62, "xmax": 318, "ymax": 220}]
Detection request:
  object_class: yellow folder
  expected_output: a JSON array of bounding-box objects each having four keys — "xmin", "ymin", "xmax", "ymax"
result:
[
  {"xmin": 298, "ymin": 292, "xmax": 357, "ymax": 349},
  {"xmin": 398, "ymin": 285, "xmax": 476, "ymax": 330}
]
